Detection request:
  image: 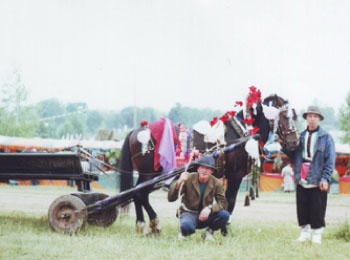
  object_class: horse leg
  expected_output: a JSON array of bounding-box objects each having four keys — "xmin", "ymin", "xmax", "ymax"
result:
[
  {"xmin": 134, "ymin": 192, "xmax": 148, "ymax": 234},
  {"xmin": 221, "ymin": 176, "xmax": 243, "ymax": 236},
  {"xmin": 225, "ymin": 176, "xmax": 243, "ymax": 214},
  {"xmin": 140, "ymin": 188, "xmax": 161, "ymax": 234}
]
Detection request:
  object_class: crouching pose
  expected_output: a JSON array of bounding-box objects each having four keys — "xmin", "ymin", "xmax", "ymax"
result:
[{"xmin": 168, "ymin": 155, "xmax": 229, "ymax": 240}]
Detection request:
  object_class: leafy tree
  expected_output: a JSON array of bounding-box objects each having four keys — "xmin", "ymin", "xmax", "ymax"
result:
[
  {"xmin": 86, "ymin": 110, "xmax": 103, "ymax": 136},
  {"xmin": 168, "ymin": 103, "xmax": 223, "ymax": 127},
  {"xmin": 0, "ymin": 69, "xmax": 39, "ymax": 137},
  {"xmin": 340, "ymin": 92, "xmax": 350, "ymax": 144},
  {"xmin": 66, "ymin": 102, "xmax": 87, "ymax": 113},
  {"xmin": 118, "ymin": 106, "xmax": 161, "ymax": 129},
  {"xmin": 320, "ymin": 106, "xmax": 339, "ymax": 130},
  {"xmin": 138, "ymin": 107, "xmax": 160, "ymax": 124},
  {"xmin": 297, "ymin": 103, "xmax": 339, "ymax": 132},
  {"xmin": 58, "ymin": 114, "xmax": 86, "ymax": 138},
  {"xmin": 103, "ymin": 111, "xmax": 123, "ymax": 129},
  {"xmin": 55, "ymin": 102, "xmax": 88, "ymax": 138},
  {"xmin": 168, "ymin": 103, "xmax": 184, "ymax": 125},
  {"xmin": 36, "ymin": 98, "xmax": 65, "ymax": 138}
]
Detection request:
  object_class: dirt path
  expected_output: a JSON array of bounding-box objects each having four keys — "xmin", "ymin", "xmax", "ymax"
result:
[{"xmin": 1, "ymin": 185, "xmax": 350, "ymax": 225}]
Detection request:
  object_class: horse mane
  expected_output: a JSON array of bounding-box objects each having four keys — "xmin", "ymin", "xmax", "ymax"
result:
[
  {"xmin": 252, "ymin": 102, "xmax": 270, "ymax": 144},
  {"xmin": 119, "ymin": 130, "xmax": 134, "ymax": 192}
]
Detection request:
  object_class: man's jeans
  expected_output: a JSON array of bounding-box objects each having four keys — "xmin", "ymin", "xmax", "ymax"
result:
[{"xmin": 180, "ymin": 210, "xmax": 230, "ymax": 236}]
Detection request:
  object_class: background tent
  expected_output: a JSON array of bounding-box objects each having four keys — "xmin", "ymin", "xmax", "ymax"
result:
[{"xmin": 0, "ymin": 135, "xmax": 123, "ymax": 152}]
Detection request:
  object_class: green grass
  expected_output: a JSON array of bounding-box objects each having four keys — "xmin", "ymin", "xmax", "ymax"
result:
[
  {"xmin": 332, "ymin": 221, "xmax": 350, "ymax": 242},
  {"xmin": 0, "ymin": 212, "xmax": 349, "ymax": 260}
]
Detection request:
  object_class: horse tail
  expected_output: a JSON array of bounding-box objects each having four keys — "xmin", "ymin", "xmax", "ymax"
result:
[{"xmin": 120, "ymin": 130, "xmax": 134, "ymax": 192}]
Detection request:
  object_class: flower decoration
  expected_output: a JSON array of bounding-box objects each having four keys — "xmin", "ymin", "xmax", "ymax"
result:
[
  {"xmin": 249, "ymin": 126, "xmax": 260, "ymax": 136},
  {"xmin": 176, "ymin": 146, "xmax": 182, "ymax": 157},
  {"xmin": 243, "ymin": 118, "xmax": 255, "ymax": 125},
  {"xmin": 210, "ymin": 117, "xmax": 218, "ymax": 126},
  {"xmin": 247, "ymin": 85, "xmax": 262, "ymax": 108},
  {"xmin": 235, "ymin": 101, "xmax": 243, "ymax": 107},
  {"xmin": 219, "ymin": 114, "xmax": 230, "ymax": 123},
  {"xmin": 227, "ymin": 111, "xmax": 236, "ymax": 117}
]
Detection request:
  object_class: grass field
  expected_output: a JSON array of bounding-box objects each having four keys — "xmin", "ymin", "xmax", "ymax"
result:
[{"xmin": 0, "ymin": 186, "xmax": 350, "ymax": 260}]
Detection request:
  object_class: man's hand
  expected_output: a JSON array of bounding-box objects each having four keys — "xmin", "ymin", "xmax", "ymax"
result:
[
  {"xmin": 175, "ymin": 172, "xmax": 190, "ymax": 190},
  {"xmin": 319, "ymin": 181, "xmax": 329, "ymax": 192},
  {"xmin": 199, "ymin": 206, "xmax": 211, "ymax": 222}
]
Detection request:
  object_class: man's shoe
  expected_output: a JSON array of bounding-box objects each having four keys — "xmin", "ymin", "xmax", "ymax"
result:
[
  {"xmin": 312, "ymin": 228, "xmax": 323, "ymax": 244},
  {"xmin": 202, "ymin": 228, "xmax": 214, "ymax": 241},
  {"xmin": 297, "ymin": 224, "xmax": 311, "ymax": 242},
  {"xmin": 177, "ymin": 232, "xmax": 188, "ymax": 241}
]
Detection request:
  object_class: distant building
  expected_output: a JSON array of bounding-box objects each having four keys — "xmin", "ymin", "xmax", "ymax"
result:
[{"xmin": 94, "ymin": 129, "xmax": 119, "ymax": 142}]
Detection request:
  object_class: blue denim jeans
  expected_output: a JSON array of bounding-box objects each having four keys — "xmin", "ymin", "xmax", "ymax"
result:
[{"xmin": 180, "ymin": 210, "xmax": 230, "ymax": 236}]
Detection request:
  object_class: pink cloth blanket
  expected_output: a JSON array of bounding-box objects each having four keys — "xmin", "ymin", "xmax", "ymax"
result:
[{"xmin": 149, "ymin": 118, "xmax": 181, "ymax": 172}]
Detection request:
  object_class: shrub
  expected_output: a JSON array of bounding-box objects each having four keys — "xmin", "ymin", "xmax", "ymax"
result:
[{"xmin": 333, "ymin": 221, "xmax": 350, "ymax": 242}]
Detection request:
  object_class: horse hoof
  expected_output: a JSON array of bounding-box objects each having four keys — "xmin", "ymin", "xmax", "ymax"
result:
[
  {"xmin": 136, "ymin": 221, "xmax": 147, "ymax": 234},
  {"xmin": 149, "ymin": 218, "xmax": 161, "ymax": 234}
]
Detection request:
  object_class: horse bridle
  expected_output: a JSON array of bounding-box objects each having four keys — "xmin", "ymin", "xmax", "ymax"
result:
[{"xmin": 274, "ymin": 105, "xmax": 299, "ymax": 148}]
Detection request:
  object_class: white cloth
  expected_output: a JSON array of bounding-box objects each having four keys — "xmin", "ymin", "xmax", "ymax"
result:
[
  {"xmin": 159, "ymin": 119, "xmax": 177, "ymax": 174},
  {"xmin": 192, "ymin": 120, "xmax": 226, "ymax": 145}
]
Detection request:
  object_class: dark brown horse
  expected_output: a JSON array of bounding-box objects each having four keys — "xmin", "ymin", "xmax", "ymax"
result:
[
  {"xmin": 120, "ymin": 94, "xmax": 299, "ymax": 234},
  {"xmin": 119, "ymin": 121, "xmax": 180, "ymax": 234}
]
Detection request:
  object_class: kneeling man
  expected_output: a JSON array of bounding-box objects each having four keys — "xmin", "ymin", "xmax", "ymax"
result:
[{"xmin": 168, "ymin": 155, "xmax": 229, "ymax": 240}]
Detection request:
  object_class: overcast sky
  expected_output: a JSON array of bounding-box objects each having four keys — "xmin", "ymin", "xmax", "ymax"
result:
[{"xmin": 0, "ymin": 0, "xmax": 349, "ymax": 114}]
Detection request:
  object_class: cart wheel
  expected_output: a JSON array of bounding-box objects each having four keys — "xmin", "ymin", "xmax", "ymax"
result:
[
  {"xmin": 87, "ymin": 206, "xmax": 119, "ymax": 227},
  {"xmin": 48, "ymin": 195, "xmax": 87, "ymax": 234}
]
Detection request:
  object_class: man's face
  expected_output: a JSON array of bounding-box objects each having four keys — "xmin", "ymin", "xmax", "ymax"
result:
[
  {"xmin": 198, "ymin": 165, "xmax": 214, "ymax": 183},
  {"xmin": 306, "ymin": 113, "xmax": 321, "ymax": 130}
]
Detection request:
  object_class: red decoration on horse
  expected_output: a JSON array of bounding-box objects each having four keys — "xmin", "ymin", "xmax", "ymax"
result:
[{"xmin": 140, "ymin": 120, "xmax": 148, "ymax": 127}]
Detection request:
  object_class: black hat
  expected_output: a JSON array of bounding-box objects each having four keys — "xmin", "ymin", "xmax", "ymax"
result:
[
  {"xmin": 303, "ymin": 105, "xmax": 324, "ymax": 121},
  {"xmin": 191, "ymin": 155, "xmax": 218, "ymax": 173}
]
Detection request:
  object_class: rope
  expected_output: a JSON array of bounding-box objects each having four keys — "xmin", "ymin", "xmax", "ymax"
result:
[
  {"xmin": 177, "ymin": 150, "xmax": 195, "ymax": 234},
  {"xmin": 80, "ymin": 147, "xmax": 161, "ymax": 176}
]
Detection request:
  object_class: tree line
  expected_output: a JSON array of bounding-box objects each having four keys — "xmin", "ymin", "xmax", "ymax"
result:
[{"xmin": 0, "ymin": 70, "xmax": 349, "ymax": 144}]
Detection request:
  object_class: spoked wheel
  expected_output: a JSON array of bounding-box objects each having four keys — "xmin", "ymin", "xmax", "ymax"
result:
[
  {"xmin": 48, "ymin": 195, "xmax": 87, "ymax": 234},
  {"xmin": 87, "ymin": 207, "xmax": 119, "ymax": 227}
]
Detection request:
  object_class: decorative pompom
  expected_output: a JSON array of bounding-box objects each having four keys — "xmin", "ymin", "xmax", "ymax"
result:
[{"xmin": 140, "ymin": 120, "xmax": 148, "ymax": 127}]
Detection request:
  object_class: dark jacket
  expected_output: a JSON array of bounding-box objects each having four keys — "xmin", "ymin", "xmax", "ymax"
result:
[
  {"xmin": 168, "ymin": 172, "xmax": 227, "ymax": 214},
  {"xmin": 283, "ymin": 127, "xmax": 336, "ymax": 185}
]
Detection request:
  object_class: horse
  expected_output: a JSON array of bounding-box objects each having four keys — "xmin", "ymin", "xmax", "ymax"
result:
[
  {"xmin": 119, "ymin": 119, "xmax": 180, "ymax": 234},
  {"xmin": 119, "ymin": 94, "xmax": 299, "ymax": 234}
]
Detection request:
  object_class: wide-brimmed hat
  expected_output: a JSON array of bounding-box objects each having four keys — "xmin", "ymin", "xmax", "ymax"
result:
[
  {"xmin": 191, "ymin": 155, "xmax": 218, "ymax": 173},
  {"xmin": 303, "ymin": 105, "xmax": 324, "ymax": 121}
]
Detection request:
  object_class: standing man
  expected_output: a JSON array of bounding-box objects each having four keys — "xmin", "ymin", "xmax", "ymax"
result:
[
  {"xmin": 168, "ymin": 155, "xmax": 229, "ymax": 240},
  {"xmin": 283, "ymin": 105, "xmax": 336, "ymax": 244}
]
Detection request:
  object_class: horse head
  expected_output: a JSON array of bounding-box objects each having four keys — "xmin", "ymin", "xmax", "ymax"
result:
[{"xmin": 262, "ymin": 94, "xmax": 299, "ymax": 151}]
